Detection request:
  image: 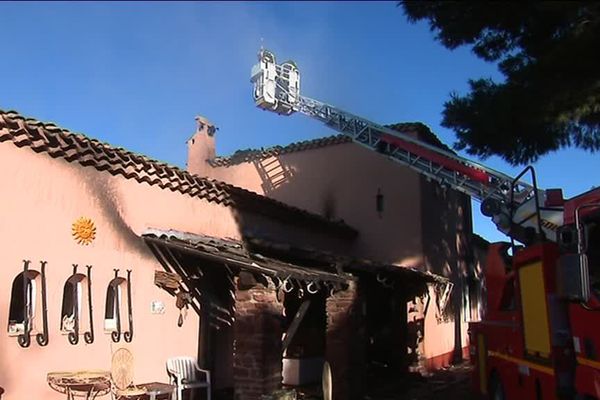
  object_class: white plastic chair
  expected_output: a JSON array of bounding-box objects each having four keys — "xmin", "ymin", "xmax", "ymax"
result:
[{"xmin": 166, "ymin": 356, "xmax": 211, "ymax": 400}]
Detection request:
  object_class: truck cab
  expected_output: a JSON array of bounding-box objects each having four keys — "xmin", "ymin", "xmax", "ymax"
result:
[{"xmin": 470, "ymin": 187, "xmax": 600, "ymax": 400}]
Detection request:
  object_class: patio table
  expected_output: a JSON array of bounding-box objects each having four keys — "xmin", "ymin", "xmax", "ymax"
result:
[
  {"xmin": 138, "ymin": 382, "xmax": 175, "ymax": 400},
  {"xmin": 47, "ymin": 370, "xmax": 111, "ymax": 400}
]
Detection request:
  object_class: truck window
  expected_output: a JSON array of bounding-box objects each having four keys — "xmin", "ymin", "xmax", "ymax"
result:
[{"xmin": 587, "ymin": 222, "xmax": 600, "ymax": 296}]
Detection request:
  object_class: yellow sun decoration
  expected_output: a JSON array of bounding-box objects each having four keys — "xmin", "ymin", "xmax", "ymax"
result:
[{"xmin": 72, "ymin": 217, "xmax": 96, "ymax": 245}]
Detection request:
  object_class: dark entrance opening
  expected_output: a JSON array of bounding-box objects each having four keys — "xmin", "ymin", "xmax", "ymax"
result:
[
  {"xmin": 282, "ymin": 289, "xmax": 327, "ymax": 389},
  {"xmin": 364, "ymin": 277, "xmax": 408, "ymax": 385}
]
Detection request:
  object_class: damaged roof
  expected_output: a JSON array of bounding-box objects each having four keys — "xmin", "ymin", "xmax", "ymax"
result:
[
  {"xmin": 244, "ymin": 234, "xmax": 449, "ymax": 286},
  {"xmin": 143, "ymin": 228, "xmax": 448, "ymax": 301},
  {"xmin": 143, "ymin": 229, "xmax": 352, "ymax": 285},
  {"xmin": 210, "ymin": 122, "xmax": 451, "ymax": 167},
  {"xmin": 0, "ymin": 109, "xmax": 357, "ymax": 239}
]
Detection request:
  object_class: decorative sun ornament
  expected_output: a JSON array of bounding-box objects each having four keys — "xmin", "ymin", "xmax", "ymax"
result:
[{"xmin": 72, "ymin": 217, "xmax": 96, "ymax": 245}]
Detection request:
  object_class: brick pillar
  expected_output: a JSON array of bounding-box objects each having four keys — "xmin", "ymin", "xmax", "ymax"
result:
[
  {"xmin": 233, "ymin": 278, "xmax": 284, "ymax": 400},
  {"xmin": 326, "ymin": 281, "xmax": 366, "ymax": 400}
]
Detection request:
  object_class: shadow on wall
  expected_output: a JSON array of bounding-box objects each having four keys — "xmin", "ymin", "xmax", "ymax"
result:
[
  {"xmin": 421, "ymin": 180, "xmax": 473, "ymax": 301},
  {"xmin": 252, "ymin": 154, "xmax": 342, "ymax": 222},
  {"xmin": 248, "ymin": 149, "xmax": 474, "ymax": 280},
  {"xmin": 419, "ymin": 179, "xmax": 475, "ymax": 364},
  {"xmin": 77, "ymin": 170, "xmax": 149, "ymax": 254},
  {"xmin": 253, "ymin": 157, "xmax": 295, "ymax": 194},
  {"xmin": 0, "ymin": 175, "xmax": 131, "ymax": 393},
  {"xmin": 246, "ymin": 151, "xmax": 423, "ymax": 264}
]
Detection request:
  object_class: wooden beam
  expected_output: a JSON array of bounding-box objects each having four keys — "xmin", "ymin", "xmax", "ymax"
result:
[{"xmin": 282, "ymin": 300, "xmax": 311, "ymax": 352}]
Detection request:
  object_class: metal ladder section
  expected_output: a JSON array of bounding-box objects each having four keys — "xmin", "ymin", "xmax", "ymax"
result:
[
  {"xmin": 297, "ymin": 95, "xmax": 529, "ymax": 204},
  {"xmin": 296, "ymin": 96, "xmax": 564, "ymax": 242},
  {"xmin": 250, "ymin": 49, "xmax": 562, "ymax": 242}
]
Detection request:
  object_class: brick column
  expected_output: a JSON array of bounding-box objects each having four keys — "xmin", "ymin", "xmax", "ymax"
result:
[
  {"xmin": 233, "ymin": 279, "xmax": 284, "ymax": 400},
  {"xmin": 326, "ymin": 281, "xmax": 366, "ymax": 400}
]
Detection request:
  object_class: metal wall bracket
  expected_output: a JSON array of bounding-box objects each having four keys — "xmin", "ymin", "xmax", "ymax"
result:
[
  {"xmin": 16, "ymin": 260, "xmax": 50, "ymax": 347},
  {"xmin": 35, "ymin": 261, "xmax": 49, "ymax": 346},
  {"xmin": 62, "ymin": 264, "xmax": 94, "ymax": 346},
  {"xmin": 84, "ymin": 265, "xmax": 95, "ymax": 344},
  {"xmin": 123, "ymin": 269, "xmax": 134, "ymax": 343},
  {"xmin": 17, "ymin": 260, "xmax": 32, "ymax": 348},
  {"xmin": 107, "ymin": 269, "xmax": 134, "ymax": 343}
]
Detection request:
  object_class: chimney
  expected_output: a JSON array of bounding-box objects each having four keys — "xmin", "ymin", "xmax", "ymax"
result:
[{"xmin": 187, "ymin": 115, "xmax": 216, "ymax": 177}]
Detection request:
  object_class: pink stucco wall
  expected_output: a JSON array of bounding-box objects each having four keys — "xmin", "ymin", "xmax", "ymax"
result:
[
  {"xmin": 0, "ymin": 140, "xmax": 242, "ymax": 399},
  {"xmin": 418, "ymin": 178, "xmax": 472, "ymax": 366},
  {"xmin": 191, "ymin": 137, "xmax": 424, "ymax": 268}
]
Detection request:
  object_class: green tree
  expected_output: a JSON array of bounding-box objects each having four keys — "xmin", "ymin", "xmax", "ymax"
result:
[{"xmin": 401, "ymin": 1, "xmax": 600, "ymax": 165}]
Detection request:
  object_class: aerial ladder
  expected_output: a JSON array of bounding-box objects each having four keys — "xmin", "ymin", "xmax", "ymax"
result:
[
  {"xmin": 250, "ymin": 48, "xmax": 565, "ymax": 245},
  {"xmin": 251, "ymin": 49, "xmax": 600, "ymax": 400}
]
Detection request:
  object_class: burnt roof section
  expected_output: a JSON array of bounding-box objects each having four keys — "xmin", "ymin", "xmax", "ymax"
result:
[
  {"xmin": 143, "ymin": 229, "xmax": 352, "ymax": 285},
  {"xmin": 210, "ymin": 122, "xmax": 452, "ymax": 167},
  {"xmin": 0, "ymin": 109, "xmax": 357, "ymax": 239},
  {"xmin": 244, "ymin": 234, "xmax": 449, "ymax": 285}
]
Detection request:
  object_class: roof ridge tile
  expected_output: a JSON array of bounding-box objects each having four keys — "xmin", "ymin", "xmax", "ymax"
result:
[{"xmin": 210, "ymin": 134, "xmax": 352, "ymax": 167}]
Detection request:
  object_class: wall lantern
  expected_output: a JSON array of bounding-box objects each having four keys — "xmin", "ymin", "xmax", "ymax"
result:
[{"xmin": 376, "ymin": 188, "xmax": 384, "ymax": 217}]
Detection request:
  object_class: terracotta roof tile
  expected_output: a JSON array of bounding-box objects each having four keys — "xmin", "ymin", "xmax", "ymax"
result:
[
  {"xmin": 210, "ymin": 134, "xmax": 353, "ymax": 167},
  {"xmin": 209, "ymin": 122, "xmax": 451, "ymax": 167},
  {"xmin": 387, "ymin": 122, "xmax": 455, "ymax": 153},
  {"xmin": 0, "ymin": 109, "xmax": 357, "ymax": 239}
]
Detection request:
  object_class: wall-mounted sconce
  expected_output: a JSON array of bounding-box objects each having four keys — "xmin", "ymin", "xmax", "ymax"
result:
[{"xmin": 376, "ymin": 188, "xmax": 384, "ymax": 218}]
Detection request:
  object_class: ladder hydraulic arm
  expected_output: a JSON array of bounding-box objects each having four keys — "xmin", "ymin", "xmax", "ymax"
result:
[{"xmin": 250, "ymin": 49, "xmax": 564, "ymax": 243}]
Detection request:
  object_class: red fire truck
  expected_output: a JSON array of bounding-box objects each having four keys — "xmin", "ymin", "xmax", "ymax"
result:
[
  {"xmin": 470, "ymin": 187, "xmax": 600, "ymax": 400},
  {"xmin": 250, "ymin": 49, "xmax": 600, "ymax": 400}
]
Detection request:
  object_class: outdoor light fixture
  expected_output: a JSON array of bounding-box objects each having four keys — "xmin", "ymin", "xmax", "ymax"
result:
[{"xmin": 376, "ymin": 188, "xmax": 384, "ymax": 217}]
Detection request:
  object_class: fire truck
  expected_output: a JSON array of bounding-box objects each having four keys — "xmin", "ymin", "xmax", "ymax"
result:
[{"xmin": 250, "ymin": 49, "xmax": 600, "ymax": 399}]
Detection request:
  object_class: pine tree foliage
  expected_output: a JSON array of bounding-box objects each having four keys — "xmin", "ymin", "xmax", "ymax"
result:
[{"xmin": 401, "ymin": 1, "xmax": 600, "ymax": 164}]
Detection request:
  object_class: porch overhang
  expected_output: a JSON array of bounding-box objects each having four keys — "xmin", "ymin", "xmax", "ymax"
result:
[
  {"xmin": 142, "ymin": 229, "xmax": 354, "ymax": 372},
  {"xmin": 142, "ymin": 229, "xmax": 353, "ymax": 287},
  {"xmin": 244, "ymin": 235, "xmax": 449, "ymax": 283}
]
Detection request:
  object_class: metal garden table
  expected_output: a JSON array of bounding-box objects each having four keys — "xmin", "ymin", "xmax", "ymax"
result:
[{"xmin": 47, "ymin": 370, "xmax": 111, "ymax": 400}]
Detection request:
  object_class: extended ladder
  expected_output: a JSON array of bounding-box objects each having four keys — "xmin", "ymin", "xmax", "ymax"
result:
[{"xmin": 250, "ymin": 49, "xmax": 564, "ymax": 243}]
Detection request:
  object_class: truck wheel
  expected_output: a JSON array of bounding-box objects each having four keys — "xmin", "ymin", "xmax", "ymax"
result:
[{"xmin": 490, "ymin": 374, "xmax": 505, "ymax": 400}]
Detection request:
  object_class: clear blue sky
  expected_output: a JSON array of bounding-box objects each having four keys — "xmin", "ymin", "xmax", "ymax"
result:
[{"xmin": 1, "ymin": 2, "xmax": 598, "ymax": 243}]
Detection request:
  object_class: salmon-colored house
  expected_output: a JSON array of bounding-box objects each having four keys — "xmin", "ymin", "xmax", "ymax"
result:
[
  {"xmin": 0, "ymin": 109, "xmax": 482, "ymax": 400},
  {"xmin": 192, "ymin": 120, "xmax": 482, "ymax": 368}
]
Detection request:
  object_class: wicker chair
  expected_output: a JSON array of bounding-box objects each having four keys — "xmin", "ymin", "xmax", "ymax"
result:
[
  {"xmin": 166, "ymin": 357, "xmax": 210, "ymax": 400},
  {"xmin": 111, "ymin": 348, "xmax": 146, "ymax": 400}
]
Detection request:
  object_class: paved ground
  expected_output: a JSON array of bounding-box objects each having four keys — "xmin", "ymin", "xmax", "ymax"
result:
[
  {"xmin": 365, "ymin": 363, "xmax": 476, "ymax": 400},
  {"xmin": 292, "ymin": 363, "xmax": 476, "ymax": 400}
]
